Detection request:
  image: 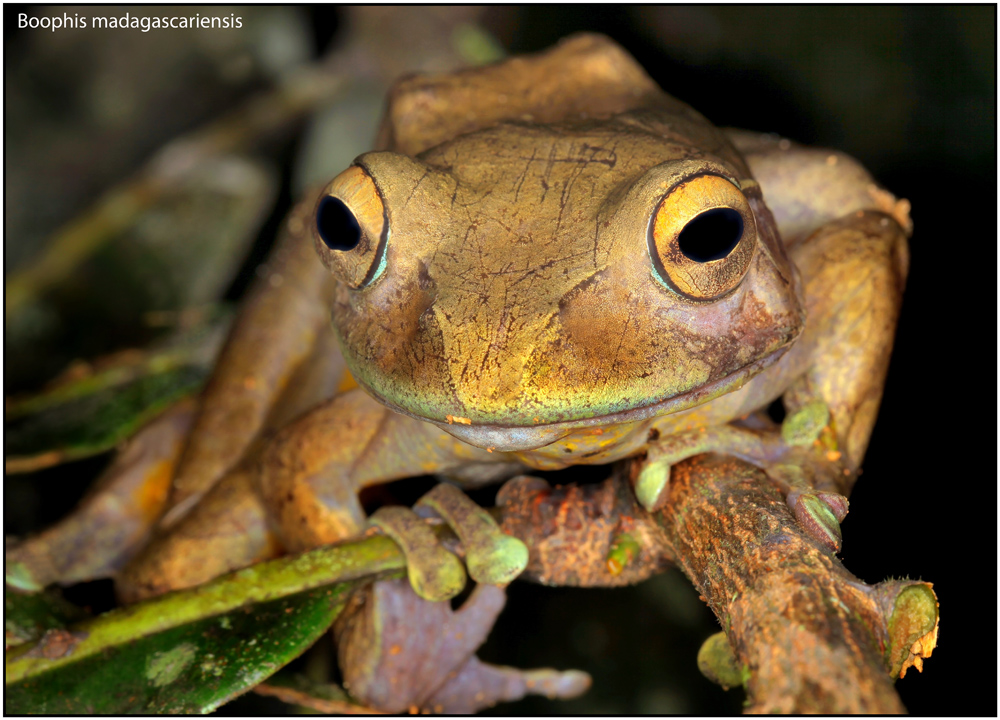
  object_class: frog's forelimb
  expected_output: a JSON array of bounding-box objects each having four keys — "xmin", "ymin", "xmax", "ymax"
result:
[{"xmin": 369, "ymin": 484, "xmax": 528, "ymax": 602}]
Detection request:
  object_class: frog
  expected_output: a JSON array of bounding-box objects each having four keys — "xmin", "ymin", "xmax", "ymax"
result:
[{"xmin": 7, "ymin": 34, "xmax": 910, "ymax": 712}]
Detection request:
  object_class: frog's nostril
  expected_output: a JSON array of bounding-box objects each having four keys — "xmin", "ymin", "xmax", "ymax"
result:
[
  {"xmin": 678, "ymin": 208, "xmax": 744, "ymax": 262},
  {"xmin": 317, "ymin": 196, "xmax": 362, "ymax": 251}
]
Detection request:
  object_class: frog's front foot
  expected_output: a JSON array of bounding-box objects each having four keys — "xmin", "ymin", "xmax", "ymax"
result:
[
  {"xmin": 335, "ymin": 578, "xmax": 589, "ymax": 713},
  {"xmin": 371, "ymin": 483, "xmax": 529, "ymax": 602},
  {"xmin": 635, "ymin": 400, "xmax": 851, "ymax": 552},
  {"xmin": 768, "ymin": 400, "xmax": 852, "ymax": 552},
  {"xmin": 784, "ymin": 487, "xmax": 849, "ymax": 552},
  {"xmin": 368, "ymin": 505, "xmax": 466, "ymax": 602}
]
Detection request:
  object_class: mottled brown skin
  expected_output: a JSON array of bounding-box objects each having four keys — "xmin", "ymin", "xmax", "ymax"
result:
[{"xmin": 9, "ymin": 36, "xmax": 913, "ymax": 708}]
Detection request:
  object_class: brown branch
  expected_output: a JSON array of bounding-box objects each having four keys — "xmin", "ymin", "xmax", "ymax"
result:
[
  {"xmin": 496, "ymin": 472, "xmax": 674, "ymax": 587},
  {"xmin": 497, "ymin": 455, "xmax": 937, "ymax": 714},
  {"xmin": 654, "ymin": 454, "xmax": 905, "ymax": 713}
]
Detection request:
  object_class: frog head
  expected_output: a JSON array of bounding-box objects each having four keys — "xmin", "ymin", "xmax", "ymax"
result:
[
  {"xmin": 312, "ymin": 40, "xmax": 804, "ymax": 452},
  {"xmin": 314, "ymin": 122, "xmax": 801, "ymax": 451}
]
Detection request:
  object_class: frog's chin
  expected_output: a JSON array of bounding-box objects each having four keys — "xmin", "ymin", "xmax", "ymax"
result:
[{"xmin": 391, "ymin": 348, "xmax": 787, "ymax": 453}]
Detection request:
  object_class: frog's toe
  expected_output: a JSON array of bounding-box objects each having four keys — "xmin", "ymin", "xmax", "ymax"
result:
[
  {"xmin": 369, "ymin": 505, "xmax": 467, "ymax": 602},
  {"xmin": 633, "ymin": 458, "xmax": 672, "ymax": 512},
  {"xmin": 632, "ymin": 426, "xmax": 737, "ymax": 512},
  {"xmin": 415, "ymin": 483, "xmax": 528, "ymax": 586},
  {"xmin": 780, "ymin": 400, "xmax": 831, "ymax": 447},
  {"xmin": 786, "ymin": 489, "xmax": 849, "ymax": 553}
]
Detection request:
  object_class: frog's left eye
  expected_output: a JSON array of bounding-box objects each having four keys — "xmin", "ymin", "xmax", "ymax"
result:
[
  {"xmin": 648, "ymin": 174, "xmax": 756, "ymax": 300},
  {"xmin": 313, "ymin": 165, "xmax": 387, "ymax": 289}
]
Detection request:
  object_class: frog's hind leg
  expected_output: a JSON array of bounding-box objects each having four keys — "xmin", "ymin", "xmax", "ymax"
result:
[
  {"xmin": 749, "ymin": 148, "xmax": 911, "ymax": 474},
  {"xmin": 8, "ymin": 196, "xmax": 345, "ymax": 595},
  {"xmin": 6, "ymin": 399, "xmax": 196, "ymax": 592},
  {"xmin": 161, "ymin": 193, "xmax": 345, "ymax": 525},
  {"xmin": 724, "ymin": 129, "xmax": 912, "ymax": 247},
  {"xmin": 115, "ymin": 461, "xmax": 280, "ymax": 603}
]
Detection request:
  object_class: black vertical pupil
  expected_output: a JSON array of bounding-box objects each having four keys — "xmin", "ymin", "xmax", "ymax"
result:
[
  {"xmin": 677, "ymin": 208, "xmax": 744, "ymax": 262},
  {"xmin": 316, "ymin": 196, "xmax": 361, "ymax": 251}
]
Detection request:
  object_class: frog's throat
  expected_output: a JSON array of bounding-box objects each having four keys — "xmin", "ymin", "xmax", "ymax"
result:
[{"xmin": 378, "ymin": 347, "xmax": 788, "ymax": 453}]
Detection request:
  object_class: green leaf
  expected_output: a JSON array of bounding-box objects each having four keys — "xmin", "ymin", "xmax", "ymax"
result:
[
  {"xmin": 6, "ymin": 585, "xmax": 354, "ymax": 713},
  {"xmin": 5, "ymin": 314, "xmax": 229, "ymax": 474},
  {"xmin": 6, "ymin": 534, "xmax": 406, "ymax": 714},
  {"xmin": 5, "ymin": 365, "xmax": 206, "ymax": 467},
  {"xmin": 5, "ymin": 587, "xmax": 88, "ymax": 649}
]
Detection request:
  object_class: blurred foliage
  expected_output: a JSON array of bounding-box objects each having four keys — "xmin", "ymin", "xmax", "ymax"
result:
[{"xmin": 5, "ymin": 316, "xmax": 225, "ymax": 472}]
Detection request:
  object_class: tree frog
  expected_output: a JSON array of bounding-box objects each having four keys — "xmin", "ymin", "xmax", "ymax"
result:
[{"xmin": 9, "ymin": 35, "xmax": 910, "ymax": 701}]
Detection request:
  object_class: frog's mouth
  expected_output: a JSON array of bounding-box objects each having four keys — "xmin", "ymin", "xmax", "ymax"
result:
[{"xmin": 375, "ymin": 346, "xmax": 788, "ymax": 453}]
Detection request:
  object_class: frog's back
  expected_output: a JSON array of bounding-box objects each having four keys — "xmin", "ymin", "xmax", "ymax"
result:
[{"xmin": 378, "ymin": 34, "xmax": 712, "ymax": 156}]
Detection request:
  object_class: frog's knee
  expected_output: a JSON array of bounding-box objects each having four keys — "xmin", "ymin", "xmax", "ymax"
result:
[
  {"xmin": 256, "ymin": 451, "xmax": 366, "ymax": 552},
  {"xmin": 726, "ymin": 131, "xmax": 912, "ymax": 246},
  {"xmin": 796, "ymin": 210, "xmax": 909, "ymax": 292}
]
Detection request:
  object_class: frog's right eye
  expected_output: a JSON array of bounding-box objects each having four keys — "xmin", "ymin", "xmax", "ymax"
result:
[
  {"xmin": 313, "ymin": 165, "xmax": 387, "ymax": 289},
  {"xmin": 647, "ymin": 174, "xmax": 756, "ymax": 301}
]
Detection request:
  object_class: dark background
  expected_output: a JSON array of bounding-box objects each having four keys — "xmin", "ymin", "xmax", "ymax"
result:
[{"xmin": 5, "ymin": 6, "xmax": 995, "ymax": 715}]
